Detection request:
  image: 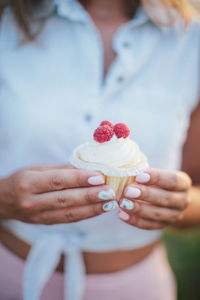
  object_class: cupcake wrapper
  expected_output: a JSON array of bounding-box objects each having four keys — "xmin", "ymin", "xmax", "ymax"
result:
[{"xmin": 105, "ymin": 176, "xmax": 135, "ymax": 199}]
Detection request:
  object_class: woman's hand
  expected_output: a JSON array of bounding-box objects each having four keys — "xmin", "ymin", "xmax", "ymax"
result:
[
  {"xmin": 0, "ymin": 164, "xmax": 117, "ymax": 225},
  {"xmin": 118, "ymin": 168, "xmax": 191, "ymax": 229}
]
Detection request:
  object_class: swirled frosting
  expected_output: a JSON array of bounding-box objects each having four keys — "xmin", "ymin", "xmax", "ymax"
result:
[{"xmin": 78, "ymin": 136, "xmax": 141, "ymax": 167}]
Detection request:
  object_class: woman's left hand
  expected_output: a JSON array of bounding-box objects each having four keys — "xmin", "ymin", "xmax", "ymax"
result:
[{"xmin": 118, "ymin": 168, "xmax": 191, "ymax": 229}]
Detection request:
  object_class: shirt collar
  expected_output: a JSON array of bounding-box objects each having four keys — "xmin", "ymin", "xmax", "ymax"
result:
[
  {"xmin": 53, "ymin": 0, "xmax": 90, "ymax": 22},
  {"xmin": 129, "ymin": 6, "xmax": 149, "ymax": 28}
]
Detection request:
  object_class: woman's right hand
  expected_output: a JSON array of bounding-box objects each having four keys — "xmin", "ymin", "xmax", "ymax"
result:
[{"xmin": 0, "ymin": 164, "xmax": 117, "ymax": 224}]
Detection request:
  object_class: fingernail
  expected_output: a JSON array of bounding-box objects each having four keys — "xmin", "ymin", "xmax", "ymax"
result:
[
  {"xmin": 120, "ymin": 199, "xmax": 134, "ymax": 210},
  {"xmin": 88, "ymin": 175, "xmax": 105, "ymax": 185},
  {"xmin": 98, "ymin": 189, "xmax": 115, "ymax": 200},
  {"xmin": 136, "ymin": 173, "xmax": 150, "ymax": 183},
  {"xmin": 125, "ymin": 187, "xmax": 141, "ymax": 198},
  {"xmin": 118, "ymin": 210, "xmax": 130, "ymax": 221},
  {"xmin": 103, "ymin": 200, "xmax": 119, "ymax": 211}
]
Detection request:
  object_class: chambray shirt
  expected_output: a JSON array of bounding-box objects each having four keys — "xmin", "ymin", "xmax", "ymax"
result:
[{"xmin": 0, "ymin": 1, "xmax": 200, "ymax": 300}]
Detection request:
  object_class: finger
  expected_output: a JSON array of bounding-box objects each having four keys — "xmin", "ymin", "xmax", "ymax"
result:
[
  {"xmin": 123, "ymin": 184, "xmax": 189, "ymax": 209},
  {"xmin": 31, "ymin": 186, "xmax": 115, "ymax": 211},
  {"xmin": 119, "ymin": 199, "xmax": 183, "ymax": 223},
  {"xmin": 135, "ymin": 168, "xmax": 191, "ymax": 191},
  {"xmin": 31, "ymin": 202, "xmax": 107, "ymax": 225},
  {"xmin": 28, "ymin": 164, "xmax": 74, "ymax": 171},
  {"xmin": 118, "ymin": 210, "xmax": 165, "ymax": 230},
  {"xmin": 29, "ymin": 169, "xmax": 105, "ymax": 193}
]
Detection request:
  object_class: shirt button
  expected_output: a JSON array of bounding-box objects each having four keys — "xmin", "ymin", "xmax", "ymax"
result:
[
  {"xmin": 85, "ymin": 113, "xmax": 93, "ymax": 122},
  {"xmin": 117, "ymin": 76, "xmax": 125, "ymax": 83},
  {"xmin": 122, "ymin": 42, "xmax": 130, "ymax": 48}
]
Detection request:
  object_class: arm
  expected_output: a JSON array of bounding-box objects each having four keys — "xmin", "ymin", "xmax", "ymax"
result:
[
  {"xmin": 176, "ymin": 100, "xmax": 200, "ymax": 228},
  {"xmin": 175, "ymin": 186, "xmax": 200, "ymax": 228}
]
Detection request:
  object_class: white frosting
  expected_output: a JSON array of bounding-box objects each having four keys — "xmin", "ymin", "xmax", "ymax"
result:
[{"xmin": 79, "ymin": 136, "xmax": 141, "ymax": 167}]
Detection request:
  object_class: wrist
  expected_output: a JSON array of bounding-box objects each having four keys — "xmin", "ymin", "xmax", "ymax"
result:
[
  {"xmin": 172, "ymin": 185, "xmax": 200, "ymax": 229},
  {"xmin": 0, "ymin": 176, "xmax": 12, "ymax": 220}
]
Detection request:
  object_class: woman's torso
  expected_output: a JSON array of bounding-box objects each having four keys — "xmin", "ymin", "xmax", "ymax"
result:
[{"xmin": 0, "ymin": 0, "xmax": 200, "ymax": 254}]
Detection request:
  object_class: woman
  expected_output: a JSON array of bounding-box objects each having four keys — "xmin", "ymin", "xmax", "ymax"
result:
[{"xmin": 0, "ymin": 0, "xmax": 199, "ymax": 299}]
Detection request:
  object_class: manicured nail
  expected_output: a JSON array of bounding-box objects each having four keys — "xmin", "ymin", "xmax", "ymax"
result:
[
  {"xmin": 125, "ymin": 187, "xmax": 141, "ymax": 198},
  {"xmin": 98, "ymin": 189, "xmax": 115, "ymax": 200},
  {"xmin": 136, "ymin": 173, "xmax": 150, "ymax": 183},
  {"xmin": 103, "ymin": 200, "xmax": 119, "ymax": 211},
  {"xmin": 120, "ymin": 199, "xmax": 134, "ymax": 210},
  {"xmin": 118, "ymin": 210, "xmax": 130, "ymax": 221},
  {"xmin": 88, "ymin": 175, "xmax": 105, "ymax": 185}
]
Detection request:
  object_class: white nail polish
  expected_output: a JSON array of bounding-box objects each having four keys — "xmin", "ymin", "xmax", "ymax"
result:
[
  {"xmin": 98, "ymin": 189, "xmax": 115, "ymax": 200},
  {"xmin": 103, "ymin": 200, "xmax": 119, "ymax": 211},
  {"xmin": 136, "ymin": 173, "xmax": 150, "ymax": 183},
  {"xmin": 88, "ymin": 175, "xmax": 105, "ymax": 185},
  {"xmin": 118, "ymin": 210, "xmax": 130, "ymax": 221},
  {"xmin": 125, "ymin": 187, "xmax": 141, "ymax": 198},
  {"xmin": 120, "ymin": 199, "xmax": 134, "ymax": 210}
]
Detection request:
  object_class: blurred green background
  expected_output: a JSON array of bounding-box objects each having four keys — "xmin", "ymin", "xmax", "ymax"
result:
[{"xmin": 163, "ymin": 227, "xmax": 200, "ymax": 300}]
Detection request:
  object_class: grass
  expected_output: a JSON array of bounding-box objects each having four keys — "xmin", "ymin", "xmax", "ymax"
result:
[{"xmin": 163, "ymin": 227, "xmax": 200, "ymax": 300}]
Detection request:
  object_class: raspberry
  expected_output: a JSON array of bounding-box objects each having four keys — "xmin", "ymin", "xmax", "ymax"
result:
[
  {"xmin": 93, "ymin": 125, "xmax": 114, "ymax": 143},
  {"xmin": 100, "ymin": 120, "xmax": 114, "ymax": 128},
  {"xmin": 113, "ymin": 123, "xmax": 130, "ymax": 138}
]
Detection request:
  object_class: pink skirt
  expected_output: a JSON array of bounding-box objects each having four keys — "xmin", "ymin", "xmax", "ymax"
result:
[{"xmin": 0, "ymin": 242, "xmax": 176, "ymax": 300}]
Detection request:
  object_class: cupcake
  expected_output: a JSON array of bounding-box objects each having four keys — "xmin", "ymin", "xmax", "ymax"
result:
[{"xmin": 70, "ymin": 121, "xmax": 148, "ymax": 199}]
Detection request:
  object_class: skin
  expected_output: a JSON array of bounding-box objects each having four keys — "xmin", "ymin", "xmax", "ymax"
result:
[
  {"xmin": 119, "ymin": 169, "xmax": 191, "ymax": 229},
  {"xmin": 0, "ymin": 164, "xmax": 114, "ymax": 224},
  {"xmin": 175, "ymin": 102, "xmax": 200, "ymax": 227},
  {"xmin": 0, "ymin": 0, "xmax": 200, "ymax": 273}
]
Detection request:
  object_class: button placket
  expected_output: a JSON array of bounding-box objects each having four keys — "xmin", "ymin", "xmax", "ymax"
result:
[
  {"xmin": 81, "ymin": 93, "xmax": 102, "ymax": 127},
  {"xmin": 102, "ymin": 59, "xmax": 130, "ymax": 98}
]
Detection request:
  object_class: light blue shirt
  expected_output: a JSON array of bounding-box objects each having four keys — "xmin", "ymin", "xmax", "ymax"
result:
[{"xmin": 0, "ymin": 0, "xmax": 200, "ymax": 300}]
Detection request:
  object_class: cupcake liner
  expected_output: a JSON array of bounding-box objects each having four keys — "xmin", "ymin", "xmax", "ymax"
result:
[
  {"xmin": 105, "ymin": 175, "xmax": 135, "ymax": 199},
  {"xmin": 69, "ymin": 145, "xmax": 149, "ymax": 177}
]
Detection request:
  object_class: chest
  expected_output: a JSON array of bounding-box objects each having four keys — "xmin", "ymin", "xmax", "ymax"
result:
[
  {"xmin": 81, "ymin": 2, "xmax": 133, "ymax": 76},
  {"xmin": 90, "ymin": 17, "xmax": 131, "ymax": 76}
]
